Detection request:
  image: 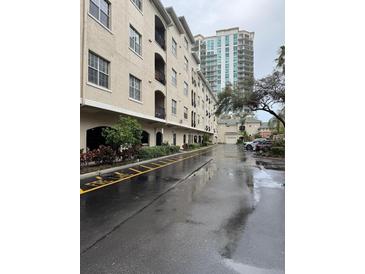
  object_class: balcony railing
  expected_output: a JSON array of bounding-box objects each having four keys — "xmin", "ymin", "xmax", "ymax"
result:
[
  {"xmin": 155, "ymin": 107, "xmax": 166, "ymax": 119},
  {"xmin": 155, "ymin": 70, "xmax": 166, "ymax": 85},
  {"xmin": 155, "ymin": 32, "xmax": 165, "ymax": 50}
]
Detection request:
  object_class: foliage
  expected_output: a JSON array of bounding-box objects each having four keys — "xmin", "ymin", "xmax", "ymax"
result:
[
  {"xmin": 254, "ymin": 133, "xmax": 261, "ymax": 139},
  {"xmin": 240, "ymin": 130, "xmax": 250, "ymax": 142},
  {"xmin": 216, "ymin": 45, "xmax": 285, "ymax": 127},
  {"xmin": 138, "ymin": 145, "xmax": 180, "ymax": 160},
  {"xmin": 236, "ymin": 139, "xmax": 243, "ymax": 144},
  {"xmin": 202, "ymin": 134, "xmax": 210, "ymax": 146},
  {"xmin": 80, "ymin": 145, "xmax": 117, "ymax": 166},
  {"xmin": 270, "ymin": 146, "xmax": 285, "ymax": 157},
  {"xmin": 188, "ymin": 143, "xmax": 201, "ymax": 150},
  {"xmin": 93, "ymin": 145, "xmax": 116, "ymax": 165},
  {"xmin": 102, "ymin": 116, "xmax": 143, "ymax": 151},
  {"xmin": 275, "ymin": 45, "xmax": 285, "ymax": 75}
]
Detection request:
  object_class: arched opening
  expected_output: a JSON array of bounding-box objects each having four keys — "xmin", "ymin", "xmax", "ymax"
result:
[
  {"xmin": 156, "ymin": 132, "xmax": 163, "ymax": 146},
  {"xmin": 141, "ymin": 130, "xmax": 149, "ymax": 146},
  {"xmin": 155, "ymin": 90, "xmax": 166, "ymax": 119},
  {"xmin": 155, "ymin": 53, "xmax": 166, "ymax": 85},
  {"xmin": 194, "ymin": 135, "xmax": 197, "ymax": 143},
  {"xmin": 198, "ymin": 136, "xmax": 202, "ymax": 143},
  {"xmin": 155, "ymin": 15, "xmax": 166, "ymax": 49},
  {"xmin": 183, "ymin": 134, "xmax": 186, "ymax": 144},
  {"xmin": 173, "ymin": 133, "xmax": 176, "ymax": 146},
  {"xmin": 86, "ymin": 126, "xmax": 110, "ymax": 150}
]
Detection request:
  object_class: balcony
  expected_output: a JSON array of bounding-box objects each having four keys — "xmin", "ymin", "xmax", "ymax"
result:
[
  {"xmin": 155, "ymin": 53, "xmax": 166, "ymax": 85},
  {"xmin": 155, "ymin": 107, "xmax": 166, "ymax": 119},
  {"xmin": 155, "ymin": 15, "xmax": 166, "ymax": 50},
  {"xmin": 155, "ymin": 90, "xmax": 166, "ymax": 119}
]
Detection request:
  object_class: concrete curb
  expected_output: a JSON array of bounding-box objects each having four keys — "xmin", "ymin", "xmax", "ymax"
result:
[{"xmin": 80, "ymin": 144, "xmax": 217, "ymax": 180}]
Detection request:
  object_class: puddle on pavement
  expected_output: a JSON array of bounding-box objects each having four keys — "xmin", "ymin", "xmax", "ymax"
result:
[{"xmin": 223, "ymin": 258, "xmax": 284, "ymax": 274}]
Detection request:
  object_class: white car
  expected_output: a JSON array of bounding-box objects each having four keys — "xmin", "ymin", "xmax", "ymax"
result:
[{"xmin": 245, "ymin": 138, "xmax": 267, "ymax": 151}]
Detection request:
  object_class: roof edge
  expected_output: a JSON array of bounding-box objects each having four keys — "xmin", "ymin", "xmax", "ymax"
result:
[
  {"xmin": 178, "ymin": 16, "xmax": 195, "ymax": 43},
  {"xmin": 165, "ymin": 7, "xmax": 184, "ymax": 34},
  {"xmin": 151, "ymin": 0, "xmax": 172, "ymax": 26}
]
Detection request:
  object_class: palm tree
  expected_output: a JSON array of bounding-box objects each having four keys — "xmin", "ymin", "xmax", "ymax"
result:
[{"xmin": 275, "ymin": 45, "xmax": 285, "ymax": 75}]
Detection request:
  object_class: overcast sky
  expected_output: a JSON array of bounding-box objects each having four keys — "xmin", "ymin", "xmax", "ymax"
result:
[{"xmin": 161, "ymin": 0, "xmax": 285, "ymax": 122}]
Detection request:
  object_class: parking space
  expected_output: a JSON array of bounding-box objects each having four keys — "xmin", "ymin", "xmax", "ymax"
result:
[{"xmin": 80, "ymin": 150, "xmax": 211, "ymax": 195}]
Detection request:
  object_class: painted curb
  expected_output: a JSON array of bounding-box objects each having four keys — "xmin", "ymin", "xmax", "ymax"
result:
[{"xmin": 80, "ymin": 144, "xmax": 217, "ymax": 180}]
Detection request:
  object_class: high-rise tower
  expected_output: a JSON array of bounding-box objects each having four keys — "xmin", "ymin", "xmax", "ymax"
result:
[{"xmin": 193, "ymin": 27, "xmax": 254, "ymax": 94}]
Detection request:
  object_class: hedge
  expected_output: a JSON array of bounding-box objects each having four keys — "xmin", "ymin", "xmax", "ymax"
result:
[
  {"xmin": 138, "ymin": 145, "xmax": 180, "ymax": 160},
  {"xmin": 270, "ymin": 146, "xmax": 285, "ymax": 157}
]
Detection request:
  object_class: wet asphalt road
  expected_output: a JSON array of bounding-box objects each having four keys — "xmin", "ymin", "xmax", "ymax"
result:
[{"xmin": 81, "ymin": 144, "xmax": 285, "ymax": 274}]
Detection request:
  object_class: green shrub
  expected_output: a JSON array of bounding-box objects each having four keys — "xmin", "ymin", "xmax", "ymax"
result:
[
  {"xmin": 188, "ymin": 143, "xmax": 201, "ymax": 150},
  {"xmin": 236, "ymin": 139, "xmax": 243, "ymax": 144},
  {"xmin": 272, "ymin": 139, "xmax": 285, "ymax": 147},
  {"xmin": 138, "ymin": 145, "xmax": 180, "ymax": 160},
  {"xmin": 270, "ymin": 146, "xmax": 285, "ymax": 157}
]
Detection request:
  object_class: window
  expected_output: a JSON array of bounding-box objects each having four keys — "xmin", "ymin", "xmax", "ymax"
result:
[
  {"xmin": 89, "ymin": 0, "xmax": 110, "ymax": 28},
  {"xmin": 198, "ymin": 114, "xmax": 200, "ymax": 124},
  {"xmin": 129, "ymin": 74, "xmax": 141, "ymax": 101},
  {"xmin": 184, "ymin": 82, "xmax": 188, "ymax": 96},
  {"xmin": 172, "ymin": 99, "xmax": 177, "ymax": 115},
  {"xmin": 184, "ymin": 107, "xmax": 188, "ymax": 119},
  {"xmin": 129, "ymin": 25, "xmax": 142, "ymax": 55},
  {"xmin": 131, "ymin": 0, "xmax": 142, "ymax": 11},
  {"xmin": 171, "ymin": 69, "xmax": 177, "ymax": 86},
  {"xmin": 172, "ymin": 38, "xmax": 177, "ymax": 56},
  {"xmin": 184, "ymin": 57, "xmax": 188, "ymax": 71},
  {"xmin": 197, "ymin": 96, "xmax": 200, "ymax": 106},
  {"xmin": 88, "ymin": 51, "xmax": 109, "ymax": 88},
  {"xmin": 184, "ymin": 37, "xmax": 188, "ymax": 49}
]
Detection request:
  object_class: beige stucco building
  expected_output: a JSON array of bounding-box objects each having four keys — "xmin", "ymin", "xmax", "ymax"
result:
[
  {"xmin": 80, "ymin": 0, "xmax": 218, "ymax": 151},
  {"xmin": 217, "ymin": 116, "xmax": 262, "ymax": 143}
]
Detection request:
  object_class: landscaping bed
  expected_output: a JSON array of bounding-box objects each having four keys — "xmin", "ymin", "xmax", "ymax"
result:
[{"xmin": 80, "ymin": 144, "xmax": 214, "ymax": 174}]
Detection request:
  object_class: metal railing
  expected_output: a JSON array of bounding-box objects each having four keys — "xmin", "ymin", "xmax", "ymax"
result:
[
  {"xmin": 155, "ymin": 70, "xmax": 166, "ymax": 85},
  {"xmin": 155, "ymin": 106, "xmax": 166, "ymax": 119}
]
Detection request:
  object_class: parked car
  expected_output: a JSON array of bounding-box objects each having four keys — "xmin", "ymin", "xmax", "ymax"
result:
[
  {"xmin": 255, "ymin": 140, "xmax": 273, "ymax": 152},
  {"xmin": 245, "ymin": 138, "xmax": 266, "ymax": 151}
]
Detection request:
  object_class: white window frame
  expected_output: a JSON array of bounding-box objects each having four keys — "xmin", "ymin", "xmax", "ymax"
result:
[
  {"xmin": 184, "ymin": 56, "xmax": 188, "ymax": 71},
  {"xmin": 184, "ymin": 37, "xmax": 188, "ymax": 49},
  {"xmin": 184, "ymin": 107, "xmax": 188, "ymax": 119},
  {"xmin": 172, "ymin": 69, "xmax": 177, "ymax": 86},
  {"xmin": 129, "ymin": 74, "xmax": 142, "ymax": 102},
  {"xmin": 88, "ymin": 51, "xmax": 110, "ymax": 89},
  {"xmin": 129, "ymin": 25, "xmax": 142, "ymax": 56},
  {"xmin": 172, "ymin": 38, "xmax": 177, "ymax": 57},
  {"xmin": 183, "ymin": 81, "xmax": 188, "ymax": 96},
  {"xmin": 131, "ymin": 0, "xmax": 142, "ymax": 11},
  {"xmin": 89, "ymin": 0, "xmax": 111, "ymax": 29},
  {"xmin": 172, "ymin": 99, "xmax": 177, "ymax": 115}
]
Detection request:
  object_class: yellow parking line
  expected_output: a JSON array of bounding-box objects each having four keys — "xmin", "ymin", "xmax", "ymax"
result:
[
  {"xmin": 129, "ymin": 167, "xmax": 142, "ymax": 173},
  {"xmin": 81, "ymin": 148, "xmax": 213, "ymax": 195},
  {"xmin": 140, "ymin": 165, "xmax": 153, "ymax": 170}
]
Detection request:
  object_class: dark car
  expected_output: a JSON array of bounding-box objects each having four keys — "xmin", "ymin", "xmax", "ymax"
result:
[{"xmin": 255, "ymin": 140, "xmax": 273, "ymax": 152}]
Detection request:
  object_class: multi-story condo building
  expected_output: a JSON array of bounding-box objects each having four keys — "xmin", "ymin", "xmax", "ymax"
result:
[
  {"xmin": 193, "ymin": 27, "xmax": 254, "ymax": 94},
  {"xmin": 80, "ymin": 0, "xmax": 218, "ymax": 151}
]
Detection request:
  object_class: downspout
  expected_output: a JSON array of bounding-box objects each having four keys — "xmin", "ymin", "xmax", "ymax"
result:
[{"xmin": 80, "ymin": 0, "xmax": 87, "ymax": 107}]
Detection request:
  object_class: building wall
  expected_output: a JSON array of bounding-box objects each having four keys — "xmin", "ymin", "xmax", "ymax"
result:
[
  {"xmin": 217, "ymin": 123, "xmax": 240, "ymax": 143},
  {"xmin": 80, "ymin": 0, "xmax": 217, "ymax": 151},
  {"xmin": 244, "ymin": 122, "xmax": 261, "ymax": 136}
]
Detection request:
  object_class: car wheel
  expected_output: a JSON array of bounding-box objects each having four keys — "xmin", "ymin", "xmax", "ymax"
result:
[{"xmin": 246, "ymin": 145, "xmax": 252, "ymax": 151}]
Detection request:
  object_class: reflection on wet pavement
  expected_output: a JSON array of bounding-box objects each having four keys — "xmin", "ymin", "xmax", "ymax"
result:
[{"xmin": 81, "ymin": 145, "xmax": 284, "ymax": 274}]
